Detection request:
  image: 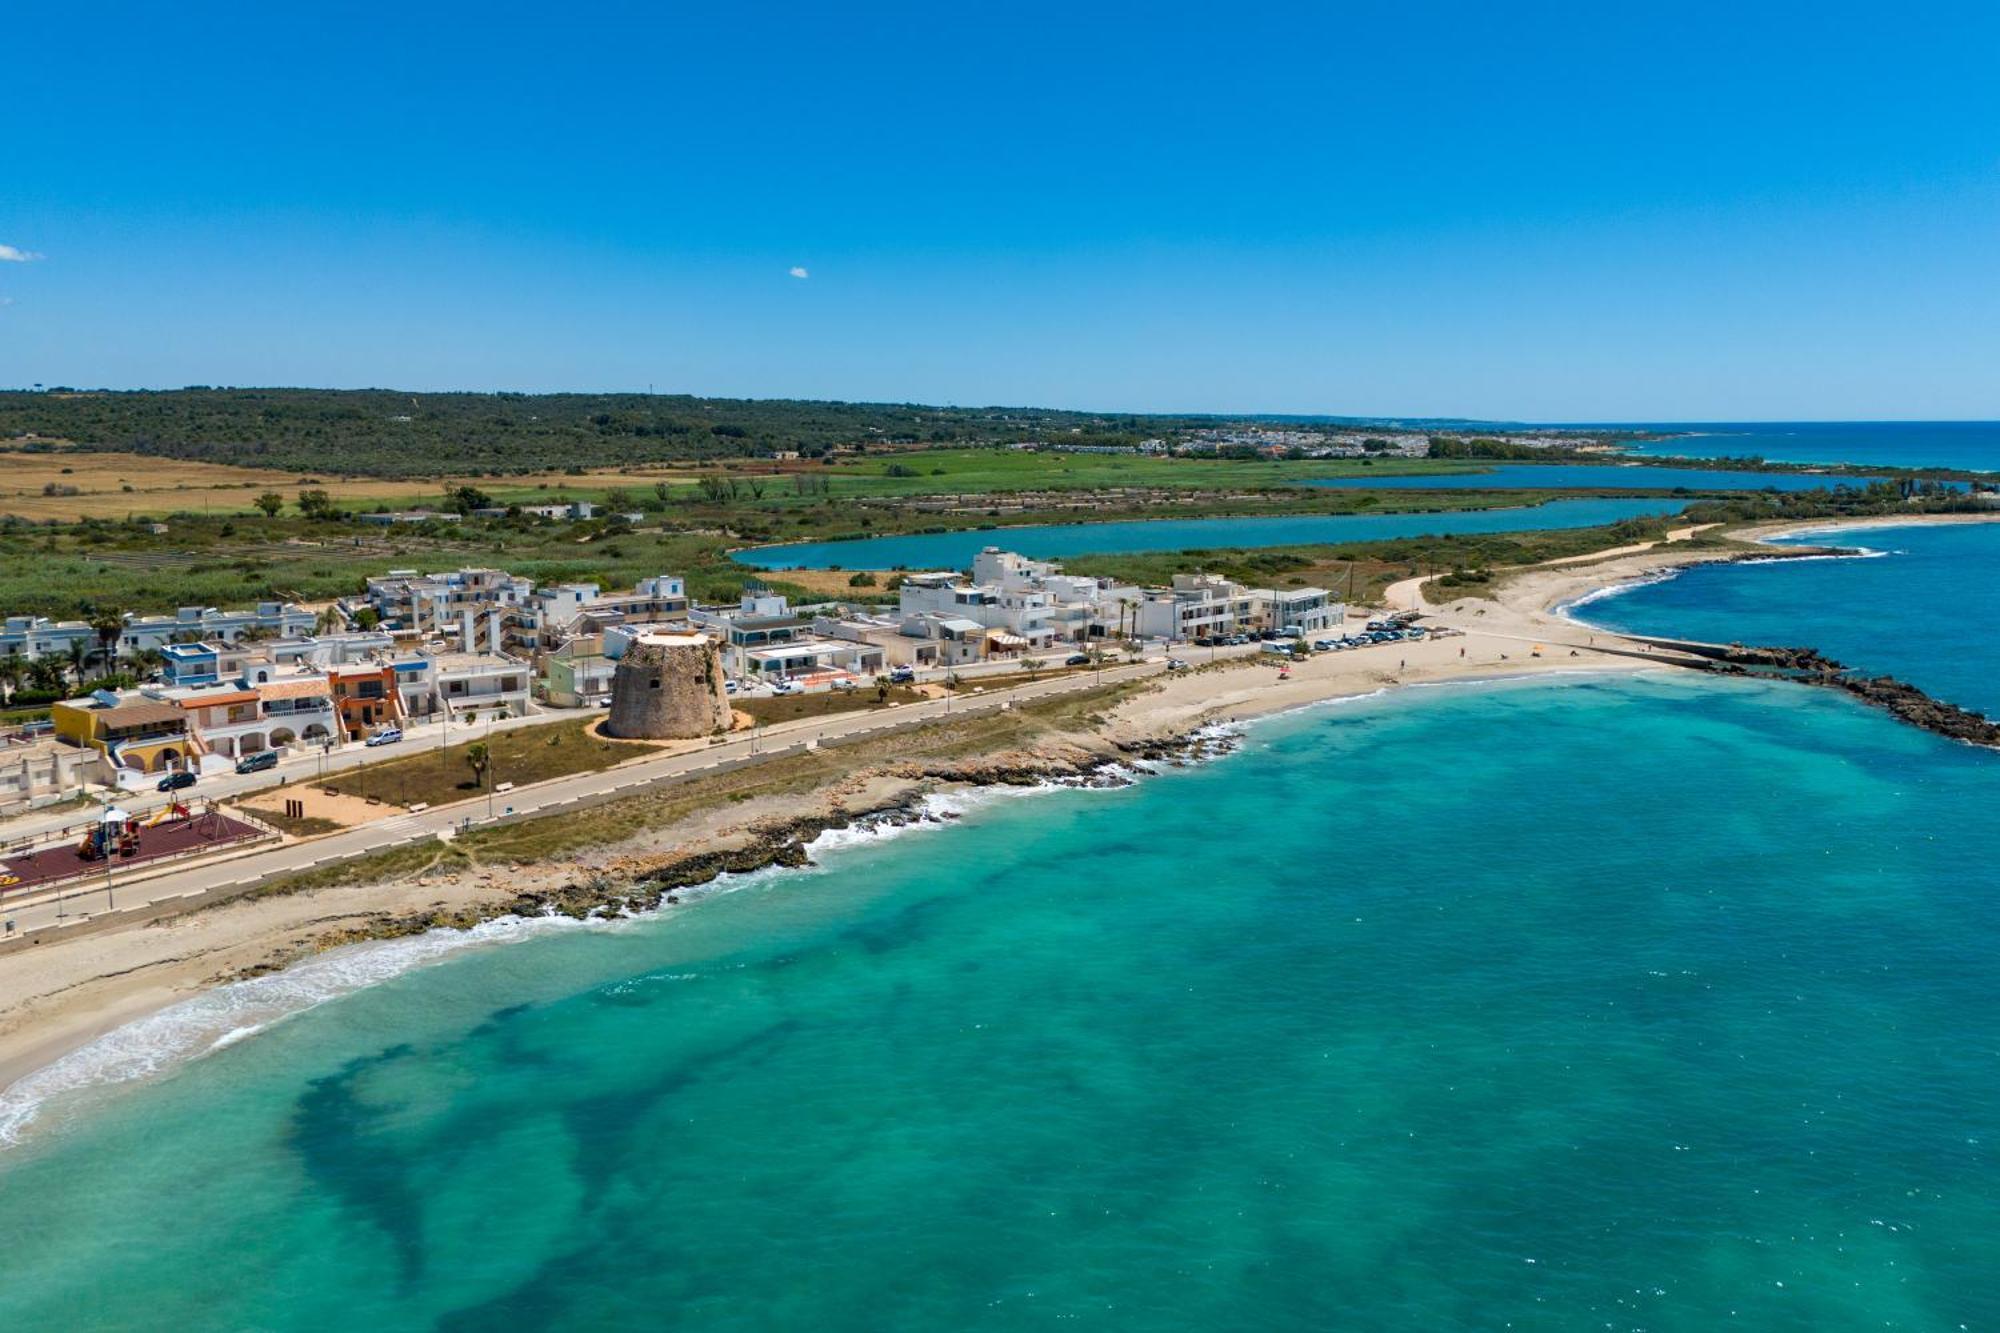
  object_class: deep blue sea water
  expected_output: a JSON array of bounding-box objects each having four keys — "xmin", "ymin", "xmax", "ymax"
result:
[
  {"xmin": 3, "ymin": 673, "xmax": 1999, "ymax": 1329},
  {"xmin": 1572, "ymin": 521, "xmax": 2000, "ymax": 717},
  {"xmin": 1304, "ymin": 462, "xmax": 1885, "ymax": 491},
  {"xmin": 1605, "ymin": 421, "xmax": 2000, "ymax": 471},
  {"xmin": 736, "ymin": 497, "xmax": 1685, "ymax": 570}
]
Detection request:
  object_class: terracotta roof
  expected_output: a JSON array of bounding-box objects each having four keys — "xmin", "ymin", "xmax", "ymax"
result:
[
  {"xmin": 178, "ymin": 690, "xmax": 257, "ymax": 708},
  {"xmin": 256, "ymin": 679, "xmax": 332, "ymax": 701},
  {"xmin": 92, "ymin": 701, "xmax": 188, "ymax": 730}
]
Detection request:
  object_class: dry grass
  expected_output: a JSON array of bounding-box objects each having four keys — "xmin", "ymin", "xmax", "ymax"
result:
[
  {"xmin": 0, "ymin": 447, "xmax": 717, "ymax": 520},
  {"xmin": 314, "ymin": 717, "xmax": 665, "ymax": 808}
]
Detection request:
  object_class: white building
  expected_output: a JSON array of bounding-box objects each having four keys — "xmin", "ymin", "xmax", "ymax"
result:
[
  {"xmin": 428, "ymin": 652, "xmax": 534, "ymax": 720},
  {"xmin": 362, "ymin": 568, "xmax": 537, "ymax": 638},
  {"xmin": 1133, "ymin": 574, "xmax": 1342, "ymax": 640},
  {"xmin": 0, "ymin": 602, "xmax": 316, "ymax": 664}
]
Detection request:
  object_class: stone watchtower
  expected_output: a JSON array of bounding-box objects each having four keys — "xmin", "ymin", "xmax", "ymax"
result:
[{"xmin": 605, "ymin": 633, "xmax": 732, "ymax": 739}]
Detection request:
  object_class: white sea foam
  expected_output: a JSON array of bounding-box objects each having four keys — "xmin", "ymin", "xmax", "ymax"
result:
[{"xmin": 0, "ymin": 726, "xmax": 1276, "ymax": 1148}]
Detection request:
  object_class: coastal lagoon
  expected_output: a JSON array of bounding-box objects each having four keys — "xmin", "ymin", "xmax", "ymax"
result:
[
  {"xmin": 736, "ymin": 497, "xmax": 1685, "ymax": 571},
  {"xmin": 1573, "ymin": 521, "xmax": 2000, "ymax": 716},
  {"xmin": 4, "ymin": 673, "xmax": 1999, "ymax": 1329},
  {"xmin": 1304, "ymin": 462, "xmax": 1882, "ymax": 492}
]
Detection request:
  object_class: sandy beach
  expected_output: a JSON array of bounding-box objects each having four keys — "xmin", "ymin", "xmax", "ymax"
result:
[{"xmin": 4, "ymin": 509, "xmax": 1996, "ymax": 1117}]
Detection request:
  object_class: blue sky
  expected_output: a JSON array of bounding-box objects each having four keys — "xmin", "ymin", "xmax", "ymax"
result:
[{"xmin": 4, "ymin": 2, "xmax": 1998, "ymax": 420}]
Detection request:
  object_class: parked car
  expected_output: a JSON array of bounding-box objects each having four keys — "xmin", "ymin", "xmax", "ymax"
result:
[
  {"xmin": 365, "ymin": 728, "xmax": 403, "ymax": 747},
  {"xmin": 1166, "ymin": 658, "xmax": 1189, "ymax": 670},
  {"xmin": 1261, "ymin": 642, "xmax": 1293, "ymax": 655},
  {"xmin": 723, "ymin": 679, "xmax": 738, "ymax": 694},
  {"xmin": 769, "ymin": 680, "xmax": 801, "ymax": 695},
  {"xmin": 156, "ymin": 769, "xmax": 198, "ymax": 792},
  {"xmin": 888, "ymin": 666, "xmax": 916, "ymax": 684},
  {"xmin": 832, "ymin": 678, "xmax": 858, "ymax": 691},
  {"xmin": 1064, "ymin": 653, "xmax": 1092, "ymax": 666},
  {"xmin": 235, "ymin": 750, "xmax": 280, "ymax": 775}
]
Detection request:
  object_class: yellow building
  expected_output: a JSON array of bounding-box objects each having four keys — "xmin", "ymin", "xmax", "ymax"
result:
[{"xmin": 50, "ymin": 694, "xmax": 195, "ymax": 774}]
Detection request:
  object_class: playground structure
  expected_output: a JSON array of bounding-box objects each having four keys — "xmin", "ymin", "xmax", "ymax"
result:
[
  {"xmin": 0, "ymin": 801, "xmax": 267, "ymax": 900},
  {"xmin": 77, "ymin": 802, "xmax": 205, "ymax": 861}
]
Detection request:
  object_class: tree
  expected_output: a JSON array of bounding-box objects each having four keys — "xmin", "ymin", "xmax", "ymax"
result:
[
  {"xmin": 28, "ymin": 657, "xmax": 67, "ymax": 695},
  {"xmin": 874, "ymin": 673, "xmax": 892, "ymax": 704},
  {"xmin": 1022, "ymin": 657, "xmax": 1045, "ymax": 680},
  {"xmin": 254, "ymin": 492, "xmax": 285, "ymax": 517},
  {"xmin": 846, "ymin": 571, "xmax": 877, "ymax": 588},
  {"xmin": 296, "ymin": 488, "xmax": 334, "ymax": 519},
  {"xmin": 64, "ymin": 640, "xmax": 88, "ymax": 684},
  {"xmin": 0, "ymin": 651, "xmax": 23, "ymax": 699},
  {"xmin": 314, "ymin": 606, "xmax": 345, "ymax": 635},
  {"xmin": 351, "ymin": 606, "xmax": 381, "ymax": 631},
  {"xmin": 653, "ymin": 480, "xmax": 673, "ymax": 505},
  {"xmin": 445, "ymin": 484, "xmax": 493, "ymax": 514},
  {"xmin": 88, "ymin": 614, "xmax": 125, "ymax": 670},
  {"xmin": 465, "ymin": 741, "xmax": 491, "ymax": 789}
]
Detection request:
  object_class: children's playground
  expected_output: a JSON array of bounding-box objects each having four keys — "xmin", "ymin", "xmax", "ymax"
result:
[{"xmin": 0, "ymin": 803, "xmax": 266, "ymax": 896}]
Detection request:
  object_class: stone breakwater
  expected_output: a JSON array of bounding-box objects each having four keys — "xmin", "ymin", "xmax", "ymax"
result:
[{"xmin": 1695, "ymin": 645, "xmax": 2000, "ymax": 749}]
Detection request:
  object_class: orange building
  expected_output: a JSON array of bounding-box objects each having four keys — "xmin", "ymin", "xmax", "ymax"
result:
[{"xmin": 329, "ymin": 663, "xmax": 402, "ymax": 740}]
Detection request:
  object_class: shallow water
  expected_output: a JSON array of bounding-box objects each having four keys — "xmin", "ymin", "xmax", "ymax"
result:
[
  {"xmin": 1572, "ymin": 521, "xmax": 2000, "ymax": 716},
  {"xmin": 3, "ymin": 673, "xmax": 1998, "ymax": 1330},
  {"xmin": 735, "ymin": 497, "xmax": 1685, "ymax": 570}
]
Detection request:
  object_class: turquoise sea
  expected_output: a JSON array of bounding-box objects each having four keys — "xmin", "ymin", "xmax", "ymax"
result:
[
  {"xmin": 1573, "ymin": 522, "xmax": 2000, "ymax": 716},
  {"xmin": 1305, "ymin": 462, "xmax": 1886, "ymax": 492},
  {"xmin": 4, "ymin": 670, "xmax": 2000, "ymax": 1330},
  {"xmin": 736, "ymin": 497, "xmax": 1685, "ymax": 570},
  {"xmin": 1606, "ymin": 421, "xmax": 2000, "ymax": 471}
]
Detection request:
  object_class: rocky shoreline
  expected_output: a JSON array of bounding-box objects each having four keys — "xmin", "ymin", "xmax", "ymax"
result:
[
  {"xmin": 286, "ymin": 728, "xmax": 1243, "ymax": 965},
  {"xmin": 1697, "ymin": 645, "xmax": 2000, "ymax": 749}
]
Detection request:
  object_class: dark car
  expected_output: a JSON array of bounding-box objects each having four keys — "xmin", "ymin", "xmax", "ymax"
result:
[
  {"xmin": 156, "ymin": 770, "xmax": 198, "ymax": 792},
  {"xmin": 235, "ymin": 750, "xmax": 280, "ymax": 774},
  {"xmin": 1065, "ymin": 653, "xmax": 1091, "ymax": 666},
  {"xmin": 888, "ymin": 666, "xmax": 916, "ymax": 684}
]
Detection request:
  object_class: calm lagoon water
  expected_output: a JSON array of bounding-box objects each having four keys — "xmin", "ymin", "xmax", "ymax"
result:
[
  {"xmin": 736, "ymin": 497, "xmax": 1685, "ymax": 570},
  {"xmin": 3, "ymin": 673, "xmax": 1999, "ymax": 1329},
  {"xmin": 1573, "ymin": 521, "xmax": 2000, "ymax": 716},
  {"xmin": 1304, "ymin": 462, "xmax": 1884, "ymax": 492}
]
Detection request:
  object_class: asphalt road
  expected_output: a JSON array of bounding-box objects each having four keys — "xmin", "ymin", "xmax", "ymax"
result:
[{"xmin": 0, "ymin": 655, "xmax": 1187, "ymax": 940}]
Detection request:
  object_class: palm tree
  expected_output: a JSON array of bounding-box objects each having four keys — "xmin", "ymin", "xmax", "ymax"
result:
[
  {"xmin": 88, "ymin": 614, "xmax": 125, "ymax": 671},
  {"xmin": 314, "ymin": 605, "xmax": 345, "ymax": 636},
  {"xmin": 64, "ymin": 641, "xmax": 88, "ymax": 686},
  {"xmin": 465, "ymin": 741, "xmax": 491, "ymax": 790},
  {"xmin": 0, "ymin": 650, "xmax": 24, "ymax": 701},
  {"xmin": 28, "ymin": 657, "xmax": 66, "ymax": 695}
]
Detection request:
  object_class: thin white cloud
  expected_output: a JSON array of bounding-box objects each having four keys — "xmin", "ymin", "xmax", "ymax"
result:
[
  {"xmin": 788, "ymin": 265, "xmax": 809, "ymax": 279},
  {"xmin": 0, "ymin": 244, "xmax": 42, "ymax": 263}
]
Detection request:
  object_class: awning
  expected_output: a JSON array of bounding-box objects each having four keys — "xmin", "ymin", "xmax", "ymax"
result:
[{"xmin": 987, "ymin": 632, "xmax": 1029, "ymax": 647}]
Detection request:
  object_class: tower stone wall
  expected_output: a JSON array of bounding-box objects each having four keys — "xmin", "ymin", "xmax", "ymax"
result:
[{"xmin": 605, "ymin": 634, "xmax": 732, "ymax": 739}]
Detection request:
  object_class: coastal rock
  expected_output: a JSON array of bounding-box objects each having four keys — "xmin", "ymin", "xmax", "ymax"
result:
[{"xmin": 1694, "ymin": 644, "xmax": 2000, "ymax": 749}]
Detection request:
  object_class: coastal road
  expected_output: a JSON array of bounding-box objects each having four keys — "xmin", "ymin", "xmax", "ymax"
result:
[
  {"xmin": 0, "ymin": 656, "xmax": 1192, "ymax": 943},
  {"xmin": 0, "ymin": 707, "xmax": 576, "ymax": 847},
  {"xmin": 0, "ymin": 652, "xmax": 1170, "ymax": 847}
]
